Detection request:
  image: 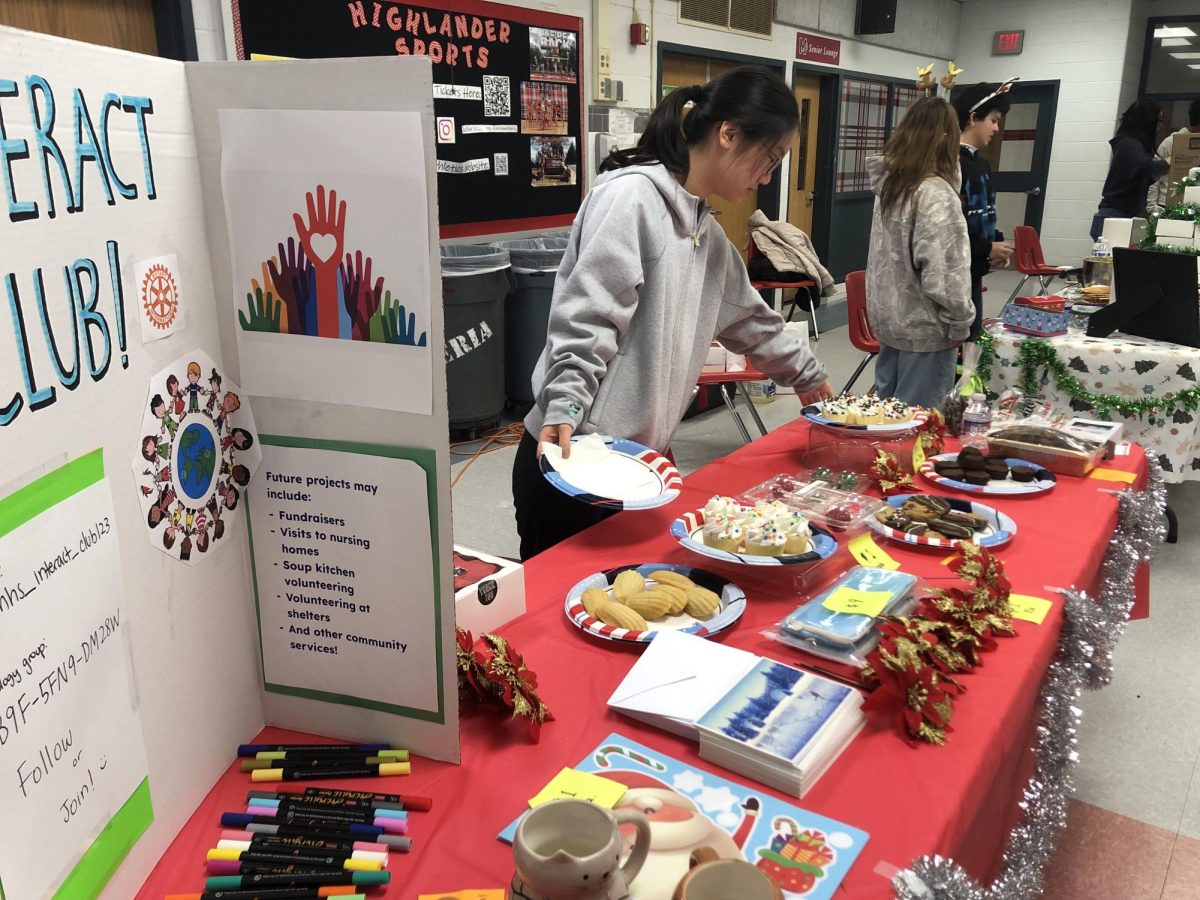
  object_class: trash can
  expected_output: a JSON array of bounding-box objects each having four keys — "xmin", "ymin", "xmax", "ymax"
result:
[
  {"xmin": 441, "ymin": 244, "xmax": 514, "ymax": 434},
  {"xmin": 490, "ymin": 236, "xmax": 569, "ymax": 411}
]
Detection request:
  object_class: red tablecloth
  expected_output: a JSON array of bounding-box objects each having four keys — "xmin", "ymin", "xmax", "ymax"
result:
[{"xmin": 137, "ymin": 421, "xmax": 1149, "ymax": 899}]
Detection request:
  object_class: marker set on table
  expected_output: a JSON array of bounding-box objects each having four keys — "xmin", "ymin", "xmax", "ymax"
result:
[{"xmin": 167, "ymin": 743, "xmax": 430, "ymax": 900}]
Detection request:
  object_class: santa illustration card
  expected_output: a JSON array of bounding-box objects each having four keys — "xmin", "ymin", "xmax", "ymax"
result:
[{"xmin": 499, "ymin": 733, "xmax": 868, "ymax": 900}]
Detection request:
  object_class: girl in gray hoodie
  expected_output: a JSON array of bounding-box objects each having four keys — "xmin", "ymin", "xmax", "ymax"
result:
[
  {"xmin": 866, "ymin": 97, "xmax": 974, "ymax": 409},
  {"xmin": 513, "ymin": 66, "xmax": 832, "ymax": 560}
]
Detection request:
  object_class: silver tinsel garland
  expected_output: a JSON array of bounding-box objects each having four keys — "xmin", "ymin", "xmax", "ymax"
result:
[{"xmin": 893, "ymin": 452, "xmax": 1168, "ymax": 900}]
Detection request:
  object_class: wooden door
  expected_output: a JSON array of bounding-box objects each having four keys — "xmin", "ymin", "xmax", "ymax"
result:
[
  {"xmin": 788, "ymin": 74, "xmax": 821, "ymax": 236},
  {"xmin": 0, "ymin": 0, "xmax": 158, "ymax": 55},
  {"xmin": 660, "ymin": 52, "xmax": 758, "ymax": 252}
]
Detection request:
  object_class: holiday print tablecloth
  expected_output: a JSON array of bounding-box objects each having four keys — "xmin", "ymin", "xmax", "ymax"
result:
[{"xmin": 988, "ymin": 329, "xmax": 1200, "ymax": 482}]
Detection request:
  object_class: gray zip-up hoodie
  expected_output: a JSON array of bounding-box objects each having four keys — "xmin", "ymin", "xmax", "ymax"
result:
[
  {"xmin": 525, "ymin": 164, "xmax": 827, "ymax": 453},
  {"xmin": 865, "ymin": 156, "xmax": 974, "ymax": 353}
]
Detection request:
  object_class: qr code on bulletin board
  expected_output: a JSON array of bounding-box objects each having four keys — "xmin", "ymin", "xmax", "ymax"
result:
[{"xmin": 484, "ymin": 75, "xmax": 511, "ymax": 118}]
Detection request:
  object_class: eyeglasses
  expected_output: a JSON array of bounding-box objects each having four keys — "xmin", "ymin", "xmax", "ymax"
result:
[
  {"xmin": 969, "ymin": 76, "xmax": 1020, "ymax": 116},
  {"xmin": 758, "ymin": 147, "xmax": 786, "ymax": 178}
]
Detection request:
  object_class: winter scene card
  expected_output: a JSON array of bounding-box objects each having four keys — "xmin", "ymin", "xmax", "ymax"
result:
[
  {"xmin": 498, "ymin": 733, "xmax": 868, "ymax": 900},
  {"xmin": 696, "ymin": 660, "xmax": 858, "ymax": 767}
]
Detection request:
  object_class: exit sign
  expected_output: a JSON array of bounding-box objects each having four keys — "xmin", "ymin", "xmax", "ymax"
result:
[{"xmin": 992, "ymin": 30, "xmax": 1025, "ymax": 55}]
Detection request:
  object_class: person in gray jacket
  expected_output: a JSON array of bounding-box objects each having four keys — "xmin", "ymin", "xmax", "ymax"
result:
[
  {"xmin": 866, "ymin": 96, "xmax": 974, "ymax": 409},
  {"xmin": 512, "ymin": 66, "xmax": 832, "ymax": 560}
]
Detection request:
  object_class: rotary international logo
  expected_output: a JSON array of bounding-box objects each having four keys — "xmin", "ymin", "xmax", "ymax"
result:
[{"xmin": 142, "ymin": 262, "xmax": 180, "ymax": 330}]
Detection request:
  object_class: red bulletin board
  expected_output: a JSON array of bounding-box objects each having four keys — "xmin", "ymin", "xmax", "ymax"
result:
[{"xmin": 231, "ymin": 0, "xmax": 585, "ymax": 238}]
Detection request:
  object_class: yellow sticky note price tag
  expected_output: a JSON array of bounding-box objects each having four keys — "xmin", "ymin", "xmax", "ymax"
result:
[
  {"xmin": 848, "ymin": 532, "xmax": 901, "ymax": 570},
  {"xmin": 1089, "ymin": 467, "xmax": 1137, "ymax": 485},
  {"xmin": 912, "ymin": 438, "xmax": 927, "ymax": 472},
  {"xmin": 1008, "ymin": 593, "xmax": 1053, "ymax": 625},
  {"xmin": 822, "ymin": 587, "xmax": 893, "ymax": 617},
  {"xmin": 529, "ymin": 767, "xmax": 627, "ymax": 810},
  {"xmin": 418, "ymin": 892, "xmax": 506, "ymax": 900}
]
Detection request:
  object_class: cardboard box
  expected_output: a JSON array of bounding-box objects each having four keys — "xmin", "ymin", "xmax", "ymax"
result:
[
  {"xmin": 1167, "ymin": 132, "xmax": 1200, "ymax": 202},
  {"xmin": 454, "ymin": 546, "xmax": 526, "ymax": 634},
  {"xmin": 1154, "ymin": 217, "xmax": 1198, "ymax": 251},
  {"xmin": 1001, "ymin": 303, "xmax": 1070, "ymax": 336},
  {"xmin": 701, "ymin": 342, "xmax": 748, "ymax": 374},
  {"xmin": 1064, "ymin": 418, "xmax": 1123, "ymax": 459}
]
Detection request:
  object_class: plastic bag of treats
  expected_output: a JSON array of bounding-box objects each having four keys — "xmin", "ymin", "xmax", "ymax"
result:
[{"xmin": 941, "ymin": 343, "xmax": 985, "ymax": 436}]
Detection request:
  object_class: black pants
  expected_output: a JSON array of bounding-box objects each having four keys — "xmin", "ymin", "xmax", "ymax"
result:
[{"xmin": 511, "ymin": 432, "xmax": 616, "ymax": 561}]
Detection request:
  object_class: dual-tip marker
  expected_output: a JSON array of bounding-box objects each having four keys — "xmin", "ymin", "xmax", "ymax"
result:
[
  {"xmin": 167, "ymin": 888, "xmax": 363, "ymax": 900},
  {"xmin": 225, "ymin": 819, "xmax": 412, "ymax": 851},
  {"xmin": 207, "ymin": 848, "xmax": 382, "ymax": 871},
  {"xmin": 239, "ymin": 806, "xmax": 409, "ymax": 834},
  {"xmin": 217, "ymin": 833, "xmax": 388, "ymax": 865},
  {"xmin": 205, "ymin": 870, "xmax": 390, "ymax": 890},
  {"xmin": 248, "ymin": 799, "xmax": 408, "ymax": 821},
  {"xmin": 237, "ymin": 743, "xmax": 395, "ymax": 757},
  {"xmin": 251, "ymin": 762, "xmax": 410, "ymax": 782},
  {"xmin": 291, "ymin": 787, "xmax": 432, "ymax": 812}
]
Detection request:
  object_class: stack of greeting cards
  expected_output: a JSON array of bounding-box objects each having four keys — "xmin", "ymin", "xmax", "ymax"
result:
[
  {"xmin": 607, "ymin": 632, "xmax": 864, "ymax": 797},
  {"xmin": 696, "ymin": 658, "xmax": 864, "ymax": 798}
]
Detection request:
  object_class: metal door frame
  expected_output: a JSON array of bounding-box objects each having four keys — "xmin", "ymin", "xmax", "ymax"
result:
[
  {"xmin": 988, "ymin": 79, "xmax": 1060, "ymax": 234},
  {"xmin": 656, "ymin": 42, "xmax": 787, "ymax": 220}
]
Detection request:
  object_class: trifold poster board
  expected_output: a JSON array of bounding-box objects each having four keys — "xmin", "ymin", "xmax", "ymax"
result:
[{"xmin": 0, "ymin": 26, "xmax": 456, "ymax": 898}]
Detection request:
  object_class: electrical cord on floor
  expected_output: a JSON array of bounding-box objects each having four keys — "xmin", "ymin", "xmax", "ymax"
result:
[{"xmin": 450, "ymin": 422, "xmax": 525, "ymax": 488}]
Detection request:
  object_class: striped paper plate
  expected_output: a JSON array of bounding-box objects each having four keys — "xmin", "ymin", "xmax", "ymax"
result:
[
  {"xmin": 564, "ymin": 563, "xmax": 746, "ymax": 644},
  {"xmin": 920, "ymin": 453, "xmax": 1056, "ymax": 496},
  {"xmin": 866, "ymin": 493, "xmax": 1017, "ymax": 550},
  {"xmin": 539, "ymin": 436, "xmax": 682, "ymax": 510},
  {"xmin": 669, "ymin": 509, "xmax": 838, "ymax": 567}
]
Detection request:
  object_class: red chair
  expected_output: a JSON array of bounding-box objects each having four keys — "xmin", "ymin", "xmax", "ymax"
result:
[
  {"xmin": 692, "ymin": 365, "xmax": 771, "ymax": 445},
  {"xmin": 1005, "ymin": 225, "xmax": 1078, "ymax": 305},
  {"xmin": 840, "ymin": 270, "xmax": 879, "ymax": 396},
  {"xmin": 746, "ymin": 240, "xmax": 820, "ymax": 341}
]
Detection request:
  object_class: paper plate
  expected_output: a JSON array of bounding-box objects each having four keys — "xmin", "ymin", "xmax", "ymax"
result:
[
  {"xmin": 867, "ymin": 493, "xmax": 1017, "ymax": 550},
  {"xmin": 539, "ymin": 435, "xmax": 682, "ymax": 510},
  {"xmin": 920, "ymin": 453, "xmax": 1056, "ymax": 496},
  {"xmin": 564, "ymin": 563, "xmax": 746, "ymax": 644},
  {"xmin": 669, "ymin": 509, "xmax": 838, "ymax": 567},
  {"xmin": 802, "ymin": 401, "xmax": 927, "ymax": 435}
]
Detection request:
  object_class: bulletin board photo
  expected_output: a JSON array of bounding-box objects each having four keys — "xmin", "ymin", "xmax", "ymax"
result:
[{"xmin": 230, "ymin": 0, "xmax": 585, "ymax": 237}]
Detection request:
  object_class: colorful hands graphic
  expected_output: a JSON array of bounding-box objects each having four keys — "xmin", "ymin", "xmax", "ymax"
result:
[
  {"xmin": 268, "ymin": 237, "xmax": 316, "ymax": 336},
  {"xmin": 340, "ymin": 250, "xmax": 384, "ymax": 341},
  {"xmin": 378, "ymin": 291, "xmax": 428, "ymax": 347},
  {"xmin": 239, "ymin": 286, "xmax": 282, "ymax": 333},
  {"xmin": 242, "ymin": 184, "xmax": 426, "ymax": 347},
  {"xmin": 293, "ymin": 185, "xmax": 346, "ymax": 339}
]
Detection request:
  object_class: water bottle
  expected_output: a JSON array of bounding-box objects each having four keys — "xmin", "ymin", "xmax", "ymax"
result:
[{"xmin": 960, "ymin": 394, "xmax": 992, "ymax": 450}]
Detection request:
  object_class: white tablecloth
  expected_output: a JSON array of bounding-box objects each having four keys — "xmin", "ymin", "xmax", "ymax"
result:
[{"xmin": 988, "ymin": 328, "xmax": 1200, "ymax": 482}]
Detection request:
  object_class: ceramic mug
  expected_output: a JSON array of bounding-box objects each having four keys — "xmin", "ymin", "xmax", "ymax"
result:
[
  {"xmin": 511, "ymin": 799, "xmax": 652, "ymax": 900},
  {"xmin": 672, "ymin": 847, "xmax": 784, "ymax": 900}
]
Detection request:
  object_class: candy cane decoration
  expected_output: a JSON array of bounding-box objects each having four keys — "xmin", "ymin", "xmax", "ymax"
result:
[{"xmin": 593, "ymin": 744, "xmax": 667, "ymax": 771}]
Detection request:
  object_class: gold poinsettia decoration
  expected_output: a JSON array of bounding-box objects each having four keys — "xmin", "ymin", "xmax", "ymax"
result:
[{"xmin": 456, "ymin": 627, "xmax": 555, "ymax": 742}]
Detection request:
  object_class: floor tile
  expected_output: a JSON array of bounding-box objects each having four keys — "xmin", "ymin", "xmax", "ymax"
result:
[
  {"xmin": 1041, "ymin": 800, "xmax": 1172, "ymax": 900},
  {"xmin": 1161, "ymin": 833, "xmax": 1200, "ymax": 899},
  {"xmin": 1177, "ymin": 759, "xmax": 1200, "ymax": 842}
]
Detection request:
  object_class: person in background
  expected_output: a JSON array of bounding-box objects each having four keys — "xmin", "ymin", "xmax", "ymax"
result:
[
  {"xmin": 1091, "ymin": 98, "xmax": 1170, "ymax": 239},
  {"xmin": 866, "ymin": 97, "xmax": 974, "ymax": 409},
  {"xmin": 512, "ymin": 66, "xmax": 833, "ymax": 561},
  {"xmin": 1147, "ymin": 97, "xmax": 1200, "ymax": 216},
  {"xmin": 950, "ymin": 81, "xmax": 1015, "ymax": 340}
]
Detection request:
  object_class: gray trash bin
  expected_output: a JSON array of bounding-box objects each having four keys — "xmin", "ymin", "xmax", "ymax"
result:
[
  {"xmin": 490, "ymin": 236, "xmax": 569, "ymax": 410},
  {"xmin": 441, "ymin": 244, "xmax": 514, "ymax": 433}
]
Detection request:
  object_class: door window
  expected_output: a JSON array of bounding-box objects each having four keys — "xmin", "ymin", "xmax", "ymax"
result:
[{"xmin": 836, "ymin": 79, "xmax": 890, "ymax": 192}]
